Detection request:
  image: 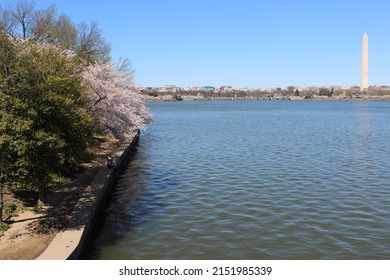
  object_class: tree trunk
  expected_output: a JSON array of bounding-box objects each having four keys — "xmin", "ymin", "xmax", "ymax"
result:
[
  {"xmin": 0, "ymin": 180, "xmax": 4, "ymax": 224},
  {"xmin": 37, "ymin": 184, "xmax": 45, "ymax": 208}
]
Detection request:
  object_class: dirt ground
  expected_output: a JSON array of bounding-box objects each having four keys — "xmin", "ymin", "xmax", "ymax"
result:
[{"xmin": 0, "ymin": 135, "xmax": 121, "ymax": 260}]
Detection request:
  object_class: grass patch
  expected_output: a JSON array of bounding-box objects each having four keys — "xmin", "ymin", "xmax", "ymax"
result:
[
  {"xmin": 0, "ymin": 222, "xmax": 10, "ymax": 236},
  {"xmin": 3, "ymin": 200, "xmax": 17, "ymax": 218}
]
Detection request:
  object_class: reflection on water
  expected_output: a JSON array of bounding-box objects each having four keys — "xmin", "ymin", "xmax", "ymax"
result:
[{"xmin": 86, "ymin": 100, "xmax": 390, "ymax": 259}]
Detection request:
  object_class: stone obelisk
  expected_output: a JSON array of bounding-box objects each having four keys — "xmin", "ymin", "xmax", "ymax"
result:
[{"xmin": 361, "ymin": 32, "xmax": 368, "ymax": 91}]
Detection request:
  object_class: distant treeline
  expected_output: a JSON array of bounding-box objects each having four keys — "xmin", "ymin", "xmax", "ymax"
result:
[{"xmin": 141, "ymin": 87, "xmax": 390, "ymax": 101}]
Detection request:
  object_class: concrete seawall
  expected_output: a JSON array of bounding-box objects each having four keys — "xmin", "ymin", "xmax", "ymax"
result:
[{"xmin": 37, "ymin": 130, "xmax": 140, "ymax": 260}]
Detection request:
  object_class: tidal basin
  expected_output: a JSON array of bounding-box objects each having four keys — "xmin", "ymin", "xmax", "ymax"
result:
[{"xmin": 86, "ymin": 100, "xmax": 390, "ymax": 259}]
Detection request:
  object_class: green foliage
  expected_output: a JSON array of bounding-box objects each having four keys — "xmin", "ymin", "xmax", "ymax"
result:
[
  {"xmin": 4, "ymin": 200, "xmax": 16, "ymax": 210},
  {"xmin": 319, "ymin": 88, "xmax": 333, "ymax": 97},
  {"xmin": 147, "ymin": 91, "xmax": 158, "ymax": 97},
  {"xmin": 0, "ymin": 29, "xmax": 15, "ymax": 78},
  {"xmin": 0, "ymin": 33, "xmax": 98, "ymax": 202},
  {"xmin": 172, "ymin": 94, "xmax": 183, "ymax": 101},
  {"xmin": 304, "ymin": 92, "xmax": 313, "ymax": 99},
  {"xmin": 3, "ymin": 200, "xmax": 16, "ymax": 217},
  {"xmin": 0, "ymin": 221, "xmax": 9, "ymax": 235}
]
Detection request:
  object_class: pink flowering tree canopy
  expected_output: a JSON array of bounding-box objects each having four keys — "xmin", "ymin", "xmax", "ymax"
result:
[{"xmin": 82, "ymin": 59, "xmax": 152, "ymax": 139}]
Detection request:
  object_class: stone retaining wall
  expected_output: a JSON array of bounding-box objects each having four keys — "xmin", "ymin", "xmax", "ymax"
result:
[{"xmin": 37, "ymin": 130, "xmax": 140, "ymax": 260}]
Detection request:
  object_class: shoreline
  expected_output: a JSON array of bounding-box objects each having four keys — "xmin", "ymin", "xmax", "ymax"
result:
[
  {"xmin": 0, "ymin": 131, "xmax": 140, "ymax": 260},
  {"xmin": 37, "ymin": 130, "xmax": 140, "ymax": 260},
  {"xmin": 144, "ymin": 95, "xmax": 390, "ymax": 102}
]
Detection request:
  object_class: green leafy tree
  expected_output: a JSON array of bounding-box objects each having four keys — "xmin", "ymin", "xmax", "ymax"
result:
[
  {"xmin": 0, "ymin": 28, "xmax": 16, "ymax": 222},
  {"xmin": 0, "ymin": 33, "xmax": 98, "ymax": 206}
]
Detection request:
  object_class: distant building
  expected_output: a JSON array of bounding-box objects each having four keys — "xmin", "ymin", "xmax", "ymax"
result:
[
  {"xmin": 200, "ymin": 86, "xmax": 216, "ymax": 93},
  {"xmin": 220, "ymin": 86, "xmax": 232, "ymax": 93},
  {"xmin": 183, "ymin": 86, "xmax": 201, "ymax": 92},
  {"xmin": 370, "ymin": 86, "xmax": 390, "ymax": 91},
  {"xmin": 351, "ymin": 86, "xmax": 360, "ymax": 91},
  {"xmin": 287, "ymin": 86, "xmax": 295, "ymax": 93},
  {"xmin": 157, "ymin": 85, "xmax": 182, "ymax": 93},
  {"xmin": 261, "ymin": 87, "xmax": 277, "ymax": 93}
]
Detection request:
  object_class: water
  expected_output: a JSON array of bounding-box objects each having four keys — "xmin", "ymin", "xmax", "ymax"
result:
[{"xmin": 86, "ymin": 100, "xmax": 390, "ymax": 259}]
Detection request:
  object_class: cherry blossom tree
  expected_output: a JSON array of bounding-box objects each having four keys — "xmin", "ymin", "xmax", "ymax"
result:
[{"xmin": 82, "ymin": 59, "xmax": 152, "ymax": 139}]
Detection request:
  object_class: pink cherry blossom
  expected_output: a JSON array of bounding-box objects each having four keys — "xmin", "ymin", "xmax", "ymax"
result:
[{"xmin": 82, "ymin": 60, "xmax": 152, "ymax": 139}]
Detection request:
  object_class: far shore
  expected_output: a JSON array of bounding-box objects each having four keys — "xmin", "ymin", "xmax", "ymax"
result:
[{"xmin": 144, "ymin": 94, "xmax": 390, "ymax": 102}]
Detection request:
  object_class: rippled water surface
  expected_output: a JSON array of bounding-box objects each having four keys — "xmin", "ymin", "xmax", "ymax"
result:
[{"xmin": 87, "ymin": 100, "xmax": 390, "ymax": 259}]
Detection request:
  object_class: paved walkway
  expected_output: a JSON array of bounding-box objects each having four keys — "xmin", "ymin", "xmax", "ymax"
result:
[
  {"xmin": 37, "ymin": 131, "xmax": 139, "ymax": 260},
  {"xmin": 36, "ymin": 168, "xmax": 111, "ymax": 260}
]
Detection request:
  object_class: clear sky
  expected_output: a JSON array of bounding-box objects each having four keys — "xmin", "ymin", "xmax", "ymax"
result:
[{"xmin": 34, "ymin": 0, "xmax": 390, "ymax": 88}]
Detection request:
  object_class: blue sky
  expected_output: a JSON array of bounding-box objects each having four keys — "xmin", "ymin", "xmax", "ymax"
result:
[{"xmin": 34, "ymin": 0, "xmax": 390, "ymax": 88}]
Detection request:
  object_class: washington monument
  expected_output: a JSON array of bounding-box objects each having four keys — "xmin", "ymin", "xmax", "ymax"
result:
[{"xmin": 361, "ymin": 32, "xmax": 368, "ymax": 91}]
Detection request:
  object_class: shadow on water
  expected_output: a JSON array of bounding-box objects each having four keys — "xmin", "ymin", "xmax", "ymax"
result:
[{"xmin": 82, "ymin": 133, "xmax": 180, "ymax": 259}]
